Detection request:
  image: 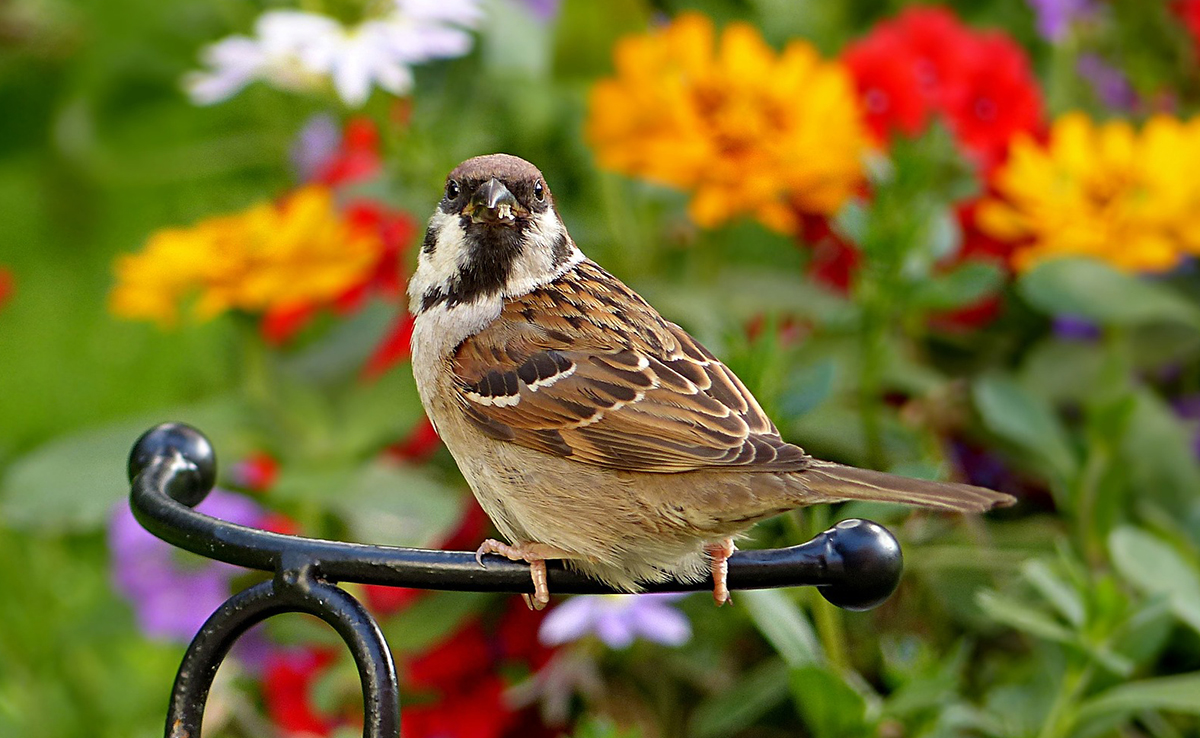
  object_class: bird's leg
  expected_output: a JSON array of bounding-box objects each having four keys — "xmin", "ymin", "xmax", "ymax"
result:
[
  {"xmin": 475, "ymin": 539, "xmax": 572, "ymax": 610},
  {"xmin": 705, "ymin": 538, "xmax": 737, "ymax": 606}
]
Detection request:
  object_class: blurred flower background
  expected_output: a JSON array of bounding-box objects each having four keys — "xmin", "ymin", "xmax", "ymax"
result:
[{"xmin": 3, "ymin": 0, "xmax": 1200, "ymax": 736}]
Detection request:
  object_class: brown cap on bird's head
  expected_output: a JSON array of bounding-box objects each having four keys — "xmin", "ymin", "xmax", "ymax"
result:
[{"xmin": 449, "ymin": 153, "xmax": 545, "ymax": 185}]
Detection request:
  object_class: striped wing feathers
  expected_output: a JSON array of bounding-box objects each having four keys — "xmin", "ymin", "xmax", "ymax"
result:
[{"xmin": 449, "ymin": 261, "xmax": 809, "ymax": 474}]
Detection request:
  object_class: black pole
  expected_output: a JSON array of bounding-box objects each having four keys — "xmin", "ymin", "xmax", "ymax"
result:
[{"xmin": 128, "ymin": 422, "xmax": 904, "ymax": 738}]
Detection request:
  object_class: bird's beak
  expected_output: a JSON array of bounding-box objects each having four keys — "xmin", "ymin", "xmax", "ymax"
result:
[{"xmin": 468, "ymin": 178, "xmax": 520, "ymax": 224}]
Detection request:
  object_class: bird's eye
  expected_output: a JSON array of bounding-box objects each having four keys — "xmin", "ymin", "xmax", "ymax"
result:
[
  {"xmin": 533, "ymin": 180, "xmax": 545, "ymax": 202},
  {"xmin": 445, "ymin": 180, "xmax": 460, "ymax": 200}
]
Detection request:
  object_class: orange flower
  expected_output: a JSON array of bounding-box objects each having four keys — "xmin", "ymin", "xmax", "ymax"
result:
[
  {"xmin": 587, "ymin": 13, "xmax": 869, "ymax": 234},
  {"xmin": 110, "ymin": 186, "xmax": 383, "ymax": 326}
]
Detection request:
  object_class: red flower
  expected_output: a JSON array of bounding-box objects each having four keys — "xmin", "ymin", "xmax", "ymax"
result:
[
  {"xmin": 890, "ymin": 6, "xmax": 973, "ymax": 100},
  {"xmin": 338, "ymin": 201, "xmax": 417, "ymax": 309},
  {"xmin": 407, "ymin": 621, "xmax": 495, "ymax": 691},
  {"xmin": 317, "ymin": 117, "xmax": 383, "ymax": 187},
  {"xmin": 402, "ymin": 674, "xmax": 518, "ymax": 738},
  {"xmin": 228, "ymin": 452, "xmax": 280, "ymax": 493},
  {"xmin": 1174, "ymin": 1, "xmax": 1200, "ymax": 57},
  {"xmin": 956, "ymin": 200, "xmax": 1016, "ymax": 264},
  {"xmin": 387, "ymin": 416, "xmax": 442, "ymax": 463},
  {"xmin": 843, "ymin": 26, "xmax": 930, "ymax": 140},
  {"xmin": 842, "ymin": 6, "xmax": 1043, "ymax": 171},
  {"xmin": 362, "ymin": 582, "xmax": 422, "ymax": 615},
  {"xmin": 399, "ymin": 597, "xmax": 552, "ymax": 737},
  {"xmin": 361, "ymin": 313, "xmax": 415, "ymax": 380},
  {"xmin": 438, "ymin": 497, "xmax": 490, "ymax": 552},
  {"xmin": 259, "ymin": 512, "xmax": 302, "ymax": 536},
  {"xmin": 263, "ymin": 649, "xmax": 343, "ymax": 736},
  {"xmin": 0, "ymin": 267, "xmax": 13, "ymax": 309},
  {"xmin": 494, "ymin": 596, "xmax": 554, "ymax": 671},
  {"xmin": 940, "ymin": 32, "xmax": 1043, "ymax": 172},
  {"xmin": 798, "ymin": 213, "xmax": 858, "ymax": 292}
]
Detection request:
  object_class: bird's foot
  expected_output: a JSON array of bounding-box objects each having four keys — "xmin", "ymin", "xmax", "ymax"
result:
[
  {"xmin": 705, "ymin": 538, "xmax": 737, "ymax": 606},
  {"xmin": 475, "ymin": 539, "xmax": 570, "ymax": 611}
]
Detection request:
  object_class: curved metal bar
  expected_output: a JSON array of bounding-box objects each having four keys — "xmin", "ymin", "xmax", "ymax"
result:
[
  {"xmin": 129, "ymin": 423, "xmax": 903, "ymax": 611},
  {"xmin": 166, "ymin": 569, "xmax": 399, "ymax": 738}
]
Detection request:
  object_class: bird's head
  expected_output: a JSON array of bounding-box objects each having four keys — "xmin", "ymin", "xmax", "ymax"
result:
[{"xmin": 409, "ymin": 154, "xmax": 581, "ymax": 316}]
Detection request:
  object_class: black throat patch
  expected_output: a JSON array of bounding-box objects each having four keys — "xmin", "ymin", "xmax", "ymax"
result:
[{"xmin": 420, "ymin": 217, "xmax": 526, "ymax": 312}]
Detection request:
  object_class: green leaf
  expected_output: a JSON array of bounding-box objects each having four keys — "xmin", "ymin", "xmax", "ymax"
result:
[
  {"xmin": 380, "ymin": 591, "xmax": 493, "ymax": 655},
  {"xmin": 779, "ymin": 359, "xmax": 836, "ymax": 420},
  {"xmin": 481, "ymin": 0, "xmax": 553, "ymax": 79},
  {"xmin": 1121, "ymin": 391, "xmax": 1200, "ymax": 515},
  {"xmin": 1018, "ymin": 257, "xmax": 1200, "ymax": 329},
  {"xmin": 975, "ymin": 590, "xmax": 1075, "ymax": 644},
  {"xmin": 1020, "ymin": 338, "xmax": 1106, "ymax": 406},
  {"xmin": 689, "ymin": 659, "xmax": 791, "ymax": 738},
  {"xmin": 1022, "ymin": 559, "xmax": 1085, "ymax": 628},
  {"xmin": 881, "ymin": 639, "xmax": 968, "ymax": 719},
  {"xmin": 790, "ymin": 665, "xmax": 871, "ymax": 738},
  {"xmin": 832, "ymin": 199, "xmax": 870, "ymax": 244},
  {"xmin": 336, "ymin": 369, "xmax": 425, "ymax": 457},
  {"xmin": 1110, "ymin": 599, "xmax": 1173, "ymax": 669},
  {"xmin": 910, "ymin": 262, "xmax": 1003, "ymax": 311},
  {"xmin": 1078, "ymin": 673, "xmax": 1200, "ymax": 721},
  {"xmin": 1109, "ymin": 526, "xmax": 1200, "ymax": 637},
  {"xmin": 330, "ymin": 461, "xmax": 464, "ymax": 549},
  {"xmin": 0, "ymin": 397, "xmax": 244, "ymax": 532},
  {"xmin": 972, "ymin": 374, "xmax": 1078, "ymax": 485},
  {"xmin": 740, "ymin": 589, "xmax": 823, "ymax": 667},
  {"xmin": 280, "ymin": 300, "xmax": 397, "ymax": 386}
]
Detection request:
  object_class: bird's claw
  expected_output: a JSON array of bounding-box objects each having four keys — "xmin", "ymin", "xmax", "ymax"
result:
[{"xmin": 706, "ymin": 538, "xmax": 736, "ymax": 607}]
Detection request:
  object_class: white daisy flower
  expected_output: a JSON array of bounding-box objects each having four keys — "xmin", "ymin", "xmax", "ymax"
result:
[{"xmin": 183, "ymin": 1, "xmax": 483, "ymax": 108}]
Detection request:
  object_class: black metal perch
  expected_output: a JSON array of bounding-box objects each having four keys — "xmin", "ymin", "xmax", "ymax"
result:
[{"xmin": 128, "ymin": 422, "xmax": 904, "ymax": 738}]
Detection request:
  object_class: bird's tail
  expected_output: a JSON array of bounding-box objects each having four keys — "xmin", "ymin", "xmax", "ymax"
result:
[{"xmin": 798, "ymin": 460, "xmax": 1015, "ymax": 513}]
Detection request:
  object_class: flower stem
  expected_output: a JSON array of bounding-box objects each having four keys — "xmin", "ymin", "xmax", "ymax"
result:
[
  {"xmin": 856, "ymin": 280, "xmax": 888, "ymax": 471},
  {"xmin": 1037, "ymin": 662, "xmax": 1091, "ymax": 738}
]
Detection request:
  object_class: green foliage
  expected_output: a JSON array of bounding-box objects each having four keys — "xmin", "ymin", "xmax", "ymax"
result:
[{"xmin": 1019, "ymin": 258, "xmax": 1200, "ymax": 331}]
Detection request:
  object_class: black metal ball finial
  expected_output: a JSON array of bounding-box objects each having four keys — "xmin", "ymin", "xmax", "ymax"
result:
[
  {"xmin": 128, "ymin": 422, "xmax": 216, "ymax": 508},
  {"xmin": 816, "ymin": 518, "xmax": 903, "ymax": 611}
]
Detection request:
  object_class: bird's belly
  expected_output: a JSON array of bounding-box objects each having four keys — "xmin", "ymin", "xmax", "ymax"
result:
[{"xmin": 428, "ymin": 408, "xmax": 790, "ymax": 590}]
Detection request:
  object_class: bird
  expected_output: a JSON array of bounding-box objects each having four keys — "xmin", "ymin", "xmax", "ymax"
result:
[{"xmin": 408, "ymin": 153, "xmax": 1014, "ymax": 610}]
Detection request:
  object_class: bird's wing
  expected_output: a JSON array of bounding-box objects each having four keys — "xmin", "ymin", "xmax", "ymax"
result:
[{"xmin": 449, "ymin": 260, "xmax": 810, "ymax": 473}]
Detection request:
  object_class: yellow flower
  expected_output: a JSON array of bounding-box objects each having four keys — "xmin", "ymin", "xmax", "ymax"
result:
[
  {"xmin": 110, "ymin": 186, "xmax": 382, "ymax": 326},
  {"xmin": 979, "ymin": 112, "xmax": 1200, "ymax": 273},
  {"xmin": 586, "ymin": 13, "xmax": 869, "ymax": 234}
]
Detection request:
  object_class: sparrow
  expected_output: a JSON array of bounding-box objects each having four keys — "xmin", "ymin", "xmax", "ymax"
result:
[{"xmin": 408, "ymin": 153, "xmax": 1014, "ymax": 609}]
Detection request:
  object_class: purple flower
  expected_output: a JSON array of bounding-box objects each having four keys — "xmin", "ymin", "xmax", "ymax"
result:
[
  {"xmin": 1077, "ymin": 54, "xmax": 1138, "ymax": 111},
  {"xmin": 1053, "ymin": 314, "xmax": 1101, "ymax": 341},
  {"xmin": 520, "ymin": 0, "xmax": 560, "ymax": 21},
  {"xmin": 1174, "ymin": 395, "xmax": 1200, "ymax": 459},
  {"xmin": 538, "ymin": 593, "xmax": 692, "ymax": 649},
  {"xmin": 1026, "ymin": 0, "xmax": 1095, "ymax": 42},
  {"xmin": 109, "ymin": 489, "xmax": 265, "ymax": 642},
  {"xmin": 290, "ymin": 113, "xmax": 342, "ymax": 182}
]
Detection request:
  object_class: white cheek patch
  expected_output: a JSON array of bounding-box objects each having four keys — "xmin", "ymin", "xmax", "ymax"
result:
[
  {"xmin": 408, "ymin": 211, "xmax": 468, "ymax": 313},
  {"xmin": 502, "ymin": 206, "xmax": 584, "ymax": 299}
]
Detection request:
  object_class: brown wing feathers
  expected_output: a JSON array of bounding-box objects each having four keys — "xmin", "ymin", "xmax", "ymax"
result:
[
  {"xmin": 451, "ymin": 261, "xmax": 808, "ymax": 473},
  {"xmin": 450, "ymin": 260, "xmax": 1014, "ymax": 511}
]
